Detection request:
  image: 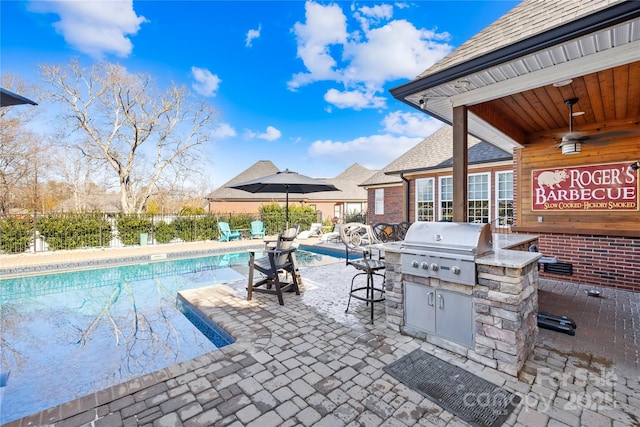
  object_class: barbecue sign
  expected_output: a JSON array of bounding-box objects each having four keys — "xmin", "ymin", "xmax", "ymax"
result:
[{"xmin": 532, "ymin": 162, "xmax": 638, "ymax": 211}]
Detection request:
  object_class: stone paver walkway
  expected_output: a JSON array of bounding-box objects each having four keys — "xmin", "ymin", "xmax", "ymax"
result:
[{"xmin": 1, "ymin": 242, "xmax": 639, "ymax": 427}]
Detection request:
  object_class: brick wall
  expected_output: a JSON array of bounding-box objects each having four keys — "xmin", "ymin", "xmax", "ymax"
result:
[
  {"xmin": 537, "ymin": 233, "xmax": 640, "ymax": 291},
  {"xmin": 367, "ymin": 186, "xmax": 405, "ymax": 224}
]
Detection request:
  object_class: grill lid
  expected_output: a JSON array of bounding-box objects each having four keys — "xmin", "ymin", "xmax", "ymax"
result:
[{"xmin": 401, "ymin": 222, "xmax": 493, "ymax": 257}]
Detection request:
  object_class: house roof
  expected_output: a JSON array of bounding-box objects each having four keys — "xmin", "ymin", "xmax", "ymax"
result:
[
  {"xmin": 206, "ymin": 160, "xmax": 281, "ymax": 200},
  {"xmin": 307, "ymin": 163, "xmax": 377, "ymax": 201},
  {"xmin": 378, "ymin": 125, "xmax": 511, "ymax": 177},
  {"xmin": 390, "ymin": 0, "xmax": 640, "ymax": 151},
  {"xmin": 418, "ymin": 0, "xmax": 625, "ymax": 79},
  {"xmin": 53, "ymin": 193, "xmax": 122, "ymax": 213},
  {"xmin": 207, "ymin": 161, "xmax": 376, "ymax": 202}
]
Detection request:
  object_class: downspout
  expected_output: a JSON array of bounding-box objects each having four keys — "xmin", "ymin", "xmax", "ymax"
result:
[{"xmin": 401, "ymin": 173, "xmax": 410, "ymax": 223}]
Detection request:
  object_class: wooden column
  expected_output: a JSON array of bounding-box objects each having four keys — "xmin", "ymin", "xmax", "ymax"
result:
[{"xmin": 452, "ymin": 105, "xmax": 468, "ymax": 222}]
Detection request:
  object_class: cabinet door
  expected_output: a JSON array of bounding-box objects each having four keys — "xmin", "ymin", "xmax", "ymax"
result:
[
  {"xmin": 404, "ymin": 282, "xmax": 435, "ymax": 333},
  {"xmin": 435, "ymin": 290, "xmax": 474, "ymax": 348}
]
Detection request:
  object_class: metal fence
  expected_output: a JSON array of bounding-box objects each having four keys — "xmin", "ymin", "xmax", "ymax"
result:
[{"xmin": 0, "ymin": 210, "xmax": 328, "ymax": 255}]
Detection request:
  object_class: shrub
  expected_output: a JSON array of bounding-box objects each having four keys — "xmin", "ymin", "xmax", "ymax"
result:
[
  {"xmin": 153, "ymin": 221, "xmax": 175, "ymax": 243},
  {"xmin": 38, "ymin": 214, "xmax": 112, "ymax": 250},
  {"xmin": 116, "ymin": 215, "xmax": 152, "ymax": 246},
  {"xmin": 0, "ymin": 216, "xmax": 33, "ymax": 253}
]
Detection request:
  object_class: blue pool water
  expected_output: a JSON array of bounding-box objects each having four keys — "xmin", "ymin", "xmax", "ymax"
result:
[{"xmin": 0, "ymin": 250, "xmax": 341, "ymax": 424}]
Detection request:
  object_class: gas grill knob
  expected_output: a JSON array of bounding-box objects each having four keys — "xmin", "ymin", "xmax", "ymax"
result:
[
  {"xmin": 411, "ymin": 260, "xmax": 419, "ymax": 268},
  {"xmin": 430, "ymin": 263, "xmax": 439, "ymax": 271},
  {"xmin": 452, "ymin": 266, "xmax": 461, "ymax": 275},
  {"xmin": 420, "ymin": 262, "xmax": 429, "ymax": 270}
]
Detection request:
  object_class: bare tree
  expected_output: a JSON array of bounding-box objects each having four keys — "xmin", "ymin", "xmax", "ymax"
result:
[
  {"xmin": 41, "ymin": 60, "xmax": 218, "ymax": 214},
  {"xmin": 0, "ymin": 75, "xmax": 42, "ymax": 214}
]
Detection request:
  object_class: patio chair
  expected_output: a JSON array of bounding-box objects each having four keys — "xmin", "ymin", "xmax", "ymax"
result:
[
  {"xmin": 218, "ymin": 221, "xmax": 242, "ymax": 242},
  {"xmin": 247, "ymin": 228, "xmax": 300, "ymax": 305},
  {"xmin": 297, "ymin": 223, "xmax": 323, "ymax": 239},
  {"xmin": 250, "ymin": 220, "xmax": 266, "ymax": 239},
  {"xmin": 339, "ymin": 223, "xmax": 386, "ymax": 323}
]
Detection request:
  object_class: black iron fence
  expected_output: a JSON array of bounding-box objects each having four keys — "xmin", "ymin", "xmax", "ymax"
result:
[{"xmin": 0, "ymin": 210, "xmax": 327, "ymax": 254}]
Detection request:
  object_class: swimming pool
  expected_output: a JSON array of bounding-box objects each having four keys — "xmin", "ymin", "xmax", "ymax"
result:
[{"xmin": 0, "ymin": 249, "xmax": 338, "ymax": 424}]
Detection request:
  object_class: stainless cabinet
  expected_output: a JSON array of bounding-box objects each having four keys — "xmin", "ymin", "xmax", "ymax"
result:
[{"xmin": 404, "ymin": 282, "xmax": 474, "ymax": 348}]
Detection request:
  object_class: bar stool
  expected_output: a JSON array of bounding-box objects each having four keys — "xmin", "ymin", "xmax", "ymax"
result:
[{"xmin": 339, "ymin": 223, "xmax": 386, "ymax": 324}]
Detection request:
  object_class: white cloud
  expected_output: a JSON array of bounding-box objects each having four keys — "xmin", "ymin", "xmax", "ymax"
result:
[
  {"xmin": 245, "ymin": 126, "xmax": 282, "ymax": 141},
  {"xmin": 246, "ymin": 25, "xmax": 261, "ymax": 47},
  {"xmin": 381, "ymin": 111, "xmax": 444, "ymax": 137},
  {"xmin": 29, "ymin": 0, "xmax": 146, "ymax": 58},
  {"xmin": 308, "ymin": 133, "xmax": 422, "ymax": 170},
  {"xmin": 288, "ymin": 1, "xmax": 348, "ymax": 91},
  {"xmin": 191, "ymin": 67, "xmax": 222, "ymax": 97},
  {"xmin": 211, "ymin": 123, "xmax": 237, "ymax": 139},
  {"xmin": 324, "ymin": 88, "xmax": 386, "ymax": 110},
  {"xmin": 288, "ymin": 1, "xmax": 452, "ymax": 110}
]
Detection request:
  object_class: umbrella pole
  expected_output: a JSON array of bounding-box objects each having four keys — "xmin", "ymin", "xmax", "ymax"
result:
[{"xmin": 285, "ymin": 187, "xmax": 289, "ymax": 229}]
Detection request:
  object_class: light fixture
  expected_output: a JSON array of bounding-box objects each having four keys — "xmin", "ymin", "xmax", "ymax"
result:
[
  {"xmin": 553, "ymin": 79, "xmax": 573, "ymax": 87},
  {"xmin": 629, "ymin": 161, "xmax": 640, "ymax": 171},
  {"xmin": 559, "ymin": 98, "xmax": 584, "ymax": 155},
  {"xmin": 453, "ymin": 80, "xmax": 470, "ymax": 89},
  {"xmin": 559, "ymin": 141, "xmax": 583, "ymax": 155}
]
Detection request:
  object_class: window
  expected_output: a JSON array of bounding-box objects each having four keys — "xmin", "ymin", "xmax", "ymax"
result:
[
  {"xmin": 374, "ymin": 189, "xmax": 384, "ymax": 215},
  {"xmin": 468, "ymin": 173, "xmax": 490, "ymax": 223},
  {"xmin": 439, "ymin": 176, "xmax": 453, "ymax": 221},
  {"xmin": 496, "ymin": 171, "xmax": 514, "ymax": 226},
  {"xmin": 416, "ymin": 178, "xmax": 435, "ymax": 221}
]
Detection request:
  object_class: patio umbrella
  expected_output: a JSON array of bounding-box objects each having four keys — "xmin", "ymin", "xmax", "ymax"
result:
[
  {"xmin": 1, "ymin": 87, "xmax": 37, "ymax": 107},
  {"xmin": 228, "ymin": 169, "xmax": 340, "ymax": 227}
]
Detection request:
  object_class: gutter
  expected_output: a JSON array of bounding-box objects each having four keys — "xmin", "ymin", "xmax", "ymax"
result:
[
  {"xmin": 389, "ymin": 2, "xmax": 640, "ymax": 103},
  {"xmin": 401, "ymin": 173, "xmax": 410, "ymax": 223}
]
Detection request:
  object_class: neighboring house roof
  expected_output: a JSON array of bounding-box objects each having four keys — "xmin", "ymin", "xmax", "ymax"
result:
[
  {"xmin": 206, "ymin": 160, "xmax": 281, "ymax": 201},
  {"xmin": 307, "ymin": 163, "xmax": 377, "ymax": 201},
  {"xmin": 53, "ymin": 193, "xmax": 122, "ymax": 213},
  {"xmin": 207, "ymin": 161, "xmax": 376, "ymax": 203}
]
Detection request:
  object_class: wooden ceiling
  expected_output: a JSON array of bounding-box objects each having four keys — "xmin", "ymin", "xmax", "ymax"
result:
[{"xmin": 468, "ymin": 61, "xmax": 640, "ymax": 147}]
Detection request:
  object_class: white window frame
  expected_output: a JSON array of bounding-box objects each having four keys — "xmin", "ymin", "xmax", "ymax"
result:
[
  {"xmin": 495, "ymin": 171, "xmax": 514, "ymax": 227},
  {"xmin": 374, "ymin": 188, "xmax": 384, "ymax": 215},
  {"xmin": 438, "ymin": 175, "xmax": 453, "ymax": 221},
  {"xmin": 415, "ymin": 178, "xmax": 435, "ymax": 221},
  {"xmin": 467, "ymin": 172, "xmax": 491, "ymax": 223}
]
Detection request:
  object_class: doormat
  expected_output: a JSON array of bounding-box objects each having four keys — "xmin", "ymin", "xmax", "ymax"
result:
[{"xmin": 383, "ymin": 349, "xmax": 520, "ymax": 427}]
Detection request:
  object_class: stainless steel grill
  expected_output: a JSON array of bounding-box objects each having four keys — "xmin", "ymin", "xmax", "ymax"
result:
[{"xmin": 400, "ymin": 222, "xmax": 493, "ymax": 286}]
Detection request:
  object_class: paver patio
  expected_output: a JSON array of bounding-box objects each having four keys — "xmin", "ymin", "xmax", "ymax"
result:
[{"xmin": 1, "ymin": 240, "xmax": 638, "ymax": 426}]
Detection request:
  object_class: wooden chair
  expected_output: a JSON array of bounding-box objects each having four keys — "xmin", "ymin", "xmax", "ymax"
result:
[
  {"xmin": 218, "ymin": 221, "xmax": 242, "ymax": 242},
  {"xmin": 247, "ymin": 229, "xmax": 300, "ymax": 305}
]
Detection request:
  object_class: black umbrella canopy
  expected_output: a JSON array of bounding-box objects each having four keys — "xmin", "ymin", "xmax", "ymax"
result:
[
  {"xmin": 0, "ymin": 87, "xmax": 37, "ymax": 107},
  {"xmin": 228, "ymin": 169, "xmax": 340, "ymax": 226}
]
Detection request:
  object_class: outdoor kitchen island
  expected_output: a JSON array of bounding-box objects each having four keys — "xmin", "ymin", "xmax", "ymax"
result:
[{"xmin": 382, "ymin": 225, "xmax": 542, "ymax": 378}]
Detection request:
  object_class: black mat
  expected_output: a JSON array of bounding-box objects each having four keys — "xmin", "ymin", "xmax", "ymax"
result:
[{"xmin": 383, "ymin": 349, "xmax": 520, "ymax": 427}]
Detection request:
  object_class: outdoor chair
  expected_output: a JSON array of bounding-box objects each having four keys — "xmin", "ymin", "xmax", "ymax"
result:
[
  {"xmin": 218, "ymin": 221, "xmax": 242, "ymax": 242},
  {"xmin": 250, "ymin": 220, "xmax": 266, "ymax": 239},
  {"xmin": 339, "ymin": 223, "xmax": 386, "ymax": 323},
  {"xmin": 247, "ymin": 228, "xmax": 300, "ymax": 305},
  {"xmin": 297, "ymin": 223, "xmax": 323, "ymax": 239}
]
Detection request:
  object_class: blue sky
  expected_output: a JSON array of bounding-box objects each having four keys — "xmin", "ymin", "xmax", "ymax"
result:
[{"xmin": 1, "ymin": 0, "xmax": 519, "ymax": 190}]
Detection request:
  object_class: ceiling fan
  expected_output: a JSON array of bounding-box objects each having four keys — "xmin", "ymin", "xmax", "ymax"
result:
[{"xmin": 555, "ymin": 97, "xmax": 639, "ymax": 155}]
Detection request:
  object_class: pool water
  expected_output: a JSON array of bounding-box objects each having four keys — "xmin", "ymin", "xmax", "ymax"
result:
[{"xmin": 0, "ymin": 249, "xmax": 344, "ymax": 424}]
